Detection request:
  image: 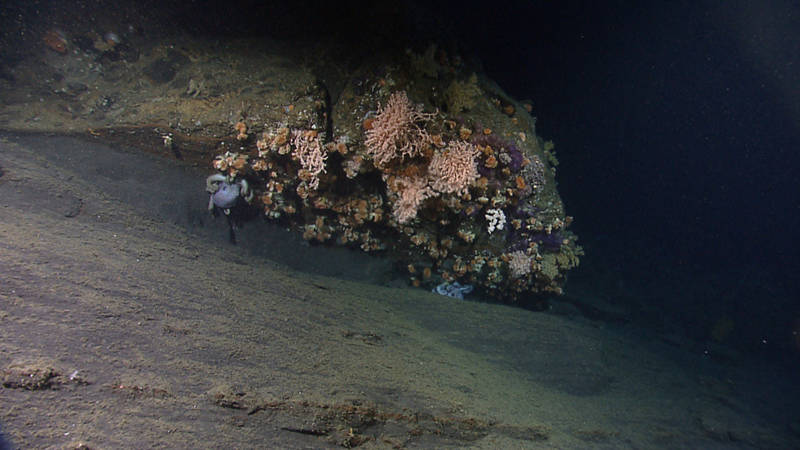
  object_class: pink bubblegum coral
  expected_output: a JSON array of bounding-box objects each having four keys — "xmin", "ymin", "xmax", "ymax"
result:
[
  {"xmin": 365, "ymin": 91, "xmax": 434, "ymax": 168},
  {"xmin": 388, "ymin": 175, "xmax": 434, "ymax": 224},
  {"xmin": 428, "ymin": 140, "xmax": 479, "ymax": 196},
  {"xmin": 291, "ymin": 129, "xmax": 327, "ymax": 189}
]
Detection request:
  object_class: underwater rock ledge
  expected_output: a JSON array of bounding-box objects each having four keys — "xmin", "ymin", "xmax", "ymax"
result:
[
  {"xmin": 207, "ymin": 46, "xmax": 583, "ymax": 301},
  {"xmin": 0, "ymin": 34, "xmax": 581, "ymax": 301}
]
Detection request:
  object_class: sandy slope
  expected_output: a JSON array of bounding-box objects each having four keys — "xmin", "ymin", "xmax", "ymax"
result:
[{"xmin": 1, "ymin": 134, "xmax": 796, "ymax": 448}]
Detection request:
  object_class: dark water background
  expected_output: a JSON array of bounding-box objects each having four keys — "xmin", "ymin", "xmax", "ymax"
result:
[{"xmin": 455, "ymin": 0, "xmax": 800, "ymax": 362}]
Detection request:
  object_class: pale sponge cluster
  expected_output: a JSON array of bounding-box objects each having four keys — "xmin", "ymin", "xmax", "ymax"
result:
[{"xmin": 508, "ymin": 250, "xmax": 532, "ymax": 278}]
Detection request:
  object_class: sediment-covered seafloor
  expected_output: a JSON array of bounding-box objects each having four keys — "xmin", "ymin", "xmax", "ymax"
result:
[{"xmin": 1, "ymin": 133, "xmax": 795, "ymax": 448}]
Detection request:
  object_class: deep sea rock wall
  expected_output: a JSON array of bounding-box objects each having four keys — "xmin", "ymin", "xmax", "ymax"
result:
[
  {"xmin": 209, "ymin": 46, "xmax": 582, "ymax": 300},
  {"xmin": 0, "ymin": 10, "xmax": 581, "ymax": 301}
]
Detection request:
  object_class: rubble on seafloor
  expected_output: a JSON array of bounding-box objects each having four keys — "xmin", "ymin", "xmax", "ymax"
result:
[{"xmin": 210, "ymin": 46, "xmax": 582, "ymax": 301}]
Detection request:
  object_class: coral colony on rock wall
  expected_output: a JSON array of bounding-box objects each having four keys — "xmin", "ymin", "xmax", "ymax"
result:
[{"xmin": 209, "ymin": 46, "xmax": 582, "ymax": 301}]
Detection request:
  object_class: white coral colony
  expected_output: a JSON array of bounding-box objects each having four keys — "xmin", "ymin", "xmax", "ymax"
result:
[{"xmin": 485, "ymin": 208, "xmax": 506, "ymax": 234}]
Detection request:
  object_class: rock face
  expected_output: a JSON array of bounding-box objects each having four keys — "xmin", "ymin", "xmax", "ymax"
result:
[
  {"xmin": 0, "ymin": 15, "xmax": 581, "ymax": 300},
  {"xmin": 213, "ymin": 46, "xmax": 582, "ymax": 300}
]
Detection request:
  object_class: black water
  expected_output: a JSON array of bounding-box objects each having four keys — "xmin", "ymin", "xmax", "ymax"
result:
[{"xmin": 454, "ymin": 0, "xmax": 800, "ymax": 364}]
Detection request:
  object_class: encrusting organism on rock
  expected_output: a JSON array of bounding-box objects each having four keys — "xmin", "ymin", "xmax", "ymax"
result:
[
  {"xmin": 235, "ymin": 121, "xmax": 248, "ymax": 141},
  {"xmin": 507, "ymin": 250, "xmax": 532, "ymax": 278}
]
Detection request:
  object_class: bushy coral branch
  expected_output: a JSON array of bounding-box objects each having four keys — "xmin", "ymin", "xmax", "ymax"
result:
[
  {"xmin": 365, "ymin": 91, "xmax": 434, "ymax": 168},
  {"xmin": 428, "ymin": 141, "xmax": 479, "ymax": 195},
  {"xmin": 291, "ymin": 129, "xmax": 327, "ymax": 190},
  {"xmin": 388, "ymin": 175, "xmax": 434, "ymax": 224}
]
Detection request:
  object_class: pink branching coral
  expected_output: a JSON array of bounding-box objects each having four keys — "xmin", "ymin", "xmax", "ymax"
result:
[
  {"xmin": 291, "ymin": 129, "xmax": 327, "ymax": 189},
  {"xmin": 365, "ymin": 91, "xmax": 434, "ymax": 168},
  {"xmin": 428, "ymin": 140, "xmax": 480, "ymax": 195},
  {"xmin": 388, "ymin": 175, "xmax": 434, "ymax": 224}
]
